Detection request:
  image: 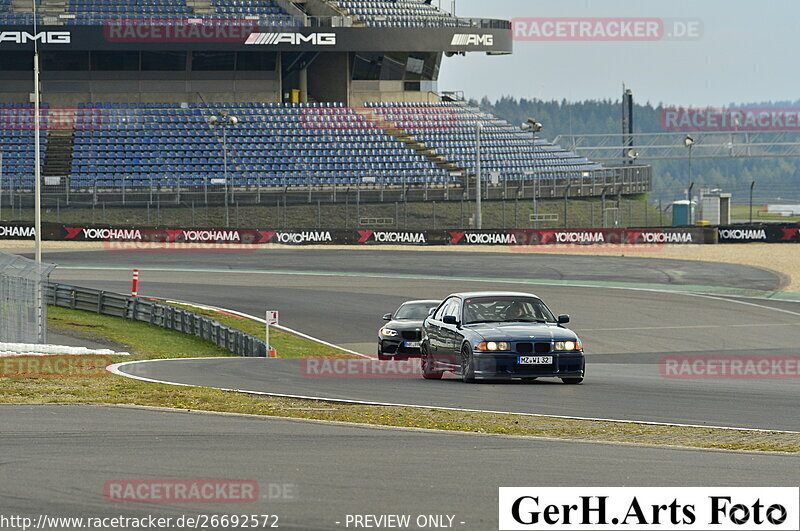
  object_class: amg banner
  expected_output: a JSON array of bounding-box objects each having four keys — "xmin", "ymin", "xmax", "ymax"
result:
[
  {"xmin": 0, "ymin": 25, "xmax": 513, "ymax": 53},
  {"xmin": 717, "ymin": 225, "xmax": 800, "ymax": 243}
]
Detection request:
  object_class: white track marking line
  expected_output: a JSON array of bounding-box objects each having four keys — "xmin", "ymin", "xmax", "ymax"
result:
[
  {"xmin": 107, "ymin": 358, "xmax": 800, "ymax": 435},
  {"xmin": 57, "ymin": 265, "xmax": 800, "ymax": 312},
  {"xmin": 682, "ymin": 292, "xmax": 800, "ymax": 318},
  {"xmin": 162, "ymin": 299, "xmax": 373, "ymax": 359},
  {"xmin": 579, "ymin": 323, "xmax": 797, "ymax": 332}
]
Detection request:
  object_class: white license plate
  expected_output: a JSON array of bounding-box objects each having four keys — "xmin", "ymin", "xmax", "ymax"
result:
[
  {"xmin": 518, "ymin": 355, "xmax": 553, "ymax": 365},
  {"xmin": 404, "ymin": 341, "xmax": 421, "ymax": 349}
]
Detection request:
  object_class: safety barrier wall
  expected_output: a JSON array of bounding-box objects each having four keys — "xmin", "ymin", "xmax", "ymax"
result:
[
  {"xmin": 2, "ymin": 222, "xmax": 798, "ymax": 245},
  {"xmin": 716, "ymin": 225, "xmax": 800, "ymax": 243},
  {"xmin": 0, "ymin": 222, "xmax": 720, "ymax": 245},
  {"xmin": 46, "ymin": 282, "xmax": 268, "ymax": 357}
]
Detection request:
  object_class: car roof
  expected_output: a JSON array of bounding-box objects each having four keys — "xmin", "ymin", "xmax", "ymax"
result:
[
  {"xmin": 399, "ymin": 300, "xmax": 441, "ymax": 305},
  {"xmin": 448, "ymin": 291, "xmax": 542, "ymax": 300}
]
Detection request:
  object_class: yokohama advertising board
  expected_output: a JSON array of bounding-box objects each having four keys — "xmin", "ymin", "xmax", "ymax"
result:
[
  {"xmin": 448, "ymin": 229, "xmax": 710, "ymax": 245},
  {"xmin": 717, "ymin": 225, "xmax": 800, "ymax": 243}
]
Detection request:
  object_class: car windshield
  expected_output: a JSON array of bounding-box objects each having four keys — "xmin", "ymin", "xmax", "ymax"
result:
[
  {"xmin": 394, "ymin": 302, "xmax": 438, "ymax": 320},
  {"xmin": 462, "ymin": 297, "xmax": 555, "ymax": 325}
]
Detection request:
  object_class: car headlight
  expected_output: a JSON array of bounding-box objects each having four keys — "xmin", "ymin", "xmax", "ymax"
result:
[
  {"xmin": 476, "ymin": 341, "xmax": 511, "ymax": 351},
  {"xmin": 380, "ymin": 328, "xmax": 398, "ymax": 337},
  {"xmin": 555, "ymin": 339, "xmax": 582, "ymax": 351}
]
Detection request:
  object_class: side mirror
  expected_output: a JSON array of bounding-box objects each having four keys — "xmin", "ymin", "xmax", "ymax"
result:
[
  {"xmin": 442, "ymin": 315, "xmax": 459, "ymax": 326},
  {"xmin": 557, "ymin": 314, "xmax": 570, "ymax": 324},
  {"xmin": 383, "ymin": 313, "xmax": 392, "ymax": 321}
]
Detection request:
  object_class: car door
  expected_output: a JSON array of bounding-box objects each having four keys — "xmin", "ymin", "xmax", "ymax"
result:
[
  {"xmin": 425, "ymin": 299, "xmax": 450, "ymax": 359},
  {"xmin": 439, "ymin": 297, "xmax": 463, "ymax": 368}
]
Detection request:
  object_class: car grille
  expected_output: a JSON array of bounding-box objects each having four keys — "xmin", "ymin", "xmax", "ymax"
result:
[
  {"xmin": 535, "ymin": 342, "xmax": 551, "ymax": 354},
  {"xmin": 401, "ymin": 330, "xmax": 421, "ymax": 341},
  {"xmin": 516, "ymin": 342, "xmax": 551, "ymax": 354}
]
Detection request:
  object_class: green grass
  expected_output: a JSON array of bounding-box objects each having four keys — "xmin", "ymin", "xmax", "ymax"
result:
[
  {"xmin": 730, "ymin": 204, "xmax": 800, "ymax": 222},
  {"xmin": 48, "ymin": 305, "xmax": 233, "ymax": 360},
  {"xmin": 0, "ymin": 306, "xmax": 794, "ymax": 453}
]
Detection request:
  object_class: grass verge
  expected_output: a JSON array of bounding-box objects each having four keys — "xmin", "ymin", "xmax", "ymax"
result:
[
  {"xmin": 0, "ymin": 306, "xmax": 795, "ymax": 454},
  {"xmin": 730, "ymin": 204, "xmax": 800, "ymax": 222}
]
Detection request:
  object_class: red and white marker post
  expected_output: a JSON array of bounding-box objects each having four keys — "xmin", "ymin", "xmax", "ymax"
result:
[{"xmin": 131, "ymin": 269, "xmax": 140, "ymax": 297}]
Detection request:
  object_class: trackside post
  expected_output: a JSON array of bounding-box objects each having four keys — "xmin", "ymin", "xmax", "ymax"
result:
[
  {"xmin": 131, "ymin": 269, "xmax": 139, "ymax": 297},
  {"xmin": 266, "ymin": 310, "xmax": 279, "ymax": 357}
]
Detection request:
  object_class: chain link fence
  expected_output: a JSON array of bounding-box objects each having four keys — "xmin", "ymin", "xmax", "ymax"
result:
[
  {"xmin": 3, "ymin": 198, "xmax": 667, "ymax": 231},
  {"xmin": 0, "ymin": 251, "xmax": 56, "ymax": 344}
]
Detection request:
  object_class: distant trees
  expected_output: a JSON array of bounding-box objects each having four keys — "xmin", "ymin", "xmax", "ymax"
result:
[{"xmin": 476, "ymin": 97, "xmax": 800, "ymax": 203}]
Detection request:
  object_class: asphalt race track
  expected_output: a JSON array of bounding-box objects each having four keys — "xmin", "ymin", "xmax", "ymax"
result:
[
  {"xmin": 43, "ymin": 248, "xmax": 800, "ymax": 431},
  {"xmin": 4, "ymin": 405, "xmax": 799, "ymax": 529}
]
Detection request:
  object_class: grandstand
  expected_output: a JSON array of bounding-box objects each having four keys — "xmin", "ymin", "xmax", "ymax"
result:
[
  {"xmin": 332, "ymin": 0, "xmax": 458, "ymax": 27},
  {"xmin": 0, "ymin": 0, "xmax": 650, "ymax": 210}
]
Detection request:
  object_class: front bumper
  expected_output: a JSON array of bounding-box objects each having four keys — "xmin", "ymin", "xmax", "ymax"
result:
[
  {"xmin": 472, "ymin": 352, "xmax": 585, "ymax": 379},
  {"xmin": 379, "ymin": 339, "xmax": 422, "ymax": 357}
]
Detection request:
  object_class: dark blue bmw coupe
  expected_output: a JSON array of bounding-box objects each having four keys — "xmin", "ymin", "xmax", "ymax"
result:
[{"xmin": 421, "ymin": 291, "xmax": 585, "ymax": 384}]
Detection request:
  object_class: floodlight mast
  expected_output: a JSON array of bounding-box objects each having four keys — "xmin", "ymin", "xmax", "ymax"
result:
[
  {"xmin": 33, "ymin": 0, "xmax": 42, "ymax": 264},
  {"xmin": 521, "ymin": 118, "xmax": 543, "ymax": 227},
  {"xmin": 475, "ymin": 123, "xmax": 482, "ymax": 229}
]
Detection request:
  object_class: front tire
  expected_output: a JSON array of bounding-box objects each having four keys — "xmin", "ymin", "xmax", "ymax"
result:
[
  {"xmin": 421, "ymin": 344, "xmax": 442, "ymax": 380},
  {"xmin": 460, "ymin": 345, "xmax": 475, "ymax": 383}
]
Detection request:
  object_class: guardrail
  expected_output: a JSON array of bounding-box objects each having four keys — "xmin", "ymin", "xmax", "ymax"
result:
[{"xmin": 45, "ymin": 283, "xmax": 268, "ymax": 357}]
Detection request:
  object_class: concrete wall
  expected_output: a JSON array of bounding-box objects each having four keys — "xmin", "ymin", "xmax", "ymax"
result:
[
  {"xmin": 350, "ymin": 80, "xmax": 440, "ymax": 106},
  {"xmin": 307, "ymin": 52, "xmax": 350, "ymax": 104}
]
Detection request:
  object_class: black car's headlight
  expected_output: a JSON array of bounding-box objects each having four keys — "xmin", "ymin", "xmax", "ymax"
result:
[
  {"xmin": 476, "ymin": 341, "xmax": 511, "ymax": 351},
  {"xmin": 380, "ymin": 328, "xmax": 398, "ymax": 337},
  {"xmin": 555, "ymin": 339, "xmax": 582, "ymax": 351}
]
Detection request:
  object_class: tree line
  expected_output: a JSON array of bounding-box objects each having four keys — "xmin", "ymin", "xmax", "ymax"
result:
[{"xmin": 476, "ymin": 96, "xmax": 800, "ymax": 204}]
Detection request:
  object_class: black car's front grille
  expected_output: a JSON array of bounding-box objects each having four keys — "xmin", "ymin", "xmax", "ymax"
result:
[
  {"xmin": 516, "ymin": 342, "xmax": 552, "ymax": 354},
  {"xmin": 535, "ymin": 342, "xmax": 551, "ymax": 354},
  {"xmin": 401, "ymin": 330, "xmax": 421, "ymax": 341}
]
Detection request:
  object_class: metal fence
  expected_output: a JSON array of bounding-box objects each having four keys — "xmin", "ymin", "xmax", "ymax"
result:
[
  {"xmin": 0, "ymin": 166, "xmax": 653, "ymax": 229},
  {"xmin": 0, "ymin": 251, "xmax": 56, "ymax": 344},
  {"xmin": 46, "ymin": 283, "xmax": 269, "ymax": 357}
]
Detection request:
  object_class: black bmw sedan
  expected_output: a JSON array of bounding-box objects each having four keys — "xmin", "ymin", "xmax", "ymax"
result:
[
  {"xmin": 421, "ymin": 292, "xmax": 585, "ymax": 383},
  {"xmin": 378, "ymin": 300, "xmax": 441, "ymax": 360}
]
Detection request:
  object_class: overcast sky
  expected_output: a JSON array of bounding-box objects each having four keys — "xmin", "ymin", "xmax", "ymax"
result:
[{"xmin": 437, "ymin": 0, "xmax": 799, "ymax": 106}]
